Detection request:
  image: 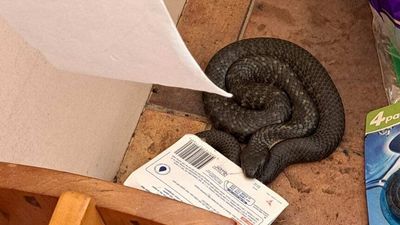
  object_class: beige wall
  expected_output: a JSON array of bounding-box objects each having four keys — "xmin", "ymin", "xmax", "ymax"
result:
[{"xmin": 0, "ymin": 0, "xmax": 185, "ymax": 180}]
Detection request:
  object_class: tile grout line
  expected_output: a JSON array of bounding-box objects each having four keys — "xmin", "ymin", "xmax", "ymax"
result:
[
  {"xmin": 176, "ymin": 0, "xmax": 188, "ymax": 26},
  {"xmin": 238, "ymin": 0, "xmax": 256, "ymax": 40},
  {"xmin": 145, "ymin": 104, "xmax": 209, "ymax": 123}
]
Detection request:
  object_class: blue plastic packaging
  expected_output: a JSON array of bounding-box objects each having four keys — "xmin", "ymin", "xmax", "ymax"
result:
[{"xmin": 365, "ymin": 103, "xmax": 400, "ymax": 224}]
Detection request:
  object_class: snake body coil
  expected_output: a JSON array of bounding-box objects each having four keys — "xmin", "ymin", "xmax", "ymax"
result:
[{"xmin": 197, "ymin": 38, "xmax": 345, "ymax": 183}]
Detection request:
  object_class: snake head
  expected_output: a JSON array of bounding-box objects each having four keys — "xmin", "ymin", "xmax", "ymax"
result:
[{"xmin": 240, "ymin": 150, "xmax": 269, "ymax": 178}]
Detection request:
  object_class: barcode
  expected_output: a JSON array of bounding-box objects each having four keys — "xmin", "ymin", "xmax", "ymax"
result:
[{"xmin": 175, "ymin": 139, "xmax": 215, "ymax": 169}]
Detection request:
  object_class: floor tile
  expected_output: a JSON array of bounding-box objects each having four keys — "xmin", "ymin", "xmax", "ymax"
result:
[
  {"xmin": 178, "ymin": 0, "xmax": 251, "ymax": 69},
  {"xmin": 269, "ymin": 150, "xmax": 366, "ymax": 225},
  {"xmin": 116, "ymin": 109, "xmax": 207, "ymax": 183}
]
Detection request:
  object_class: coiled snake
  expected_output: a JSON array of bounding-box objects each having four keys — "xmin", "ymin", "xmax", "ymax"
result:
[{"xmin": 197, "ymin": 38, "xmax": 345, "ymax": 183}]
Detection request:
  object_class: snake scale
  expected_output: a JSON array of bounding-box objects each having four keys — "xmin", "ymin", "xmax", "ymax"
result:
[{"xmin": 197, "ymin": 38, "xmax": 345, "ymax": 184}]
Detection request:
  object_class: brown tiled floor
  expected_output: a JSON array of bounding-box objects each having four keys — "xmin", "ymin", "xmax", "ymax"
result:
[
  {"xmin": 116, "ymin": 109, "xmax": 207, "ymax": 182},
  {"xmin": 117, "ymin": 0, "xmax": 387, "ymax": 224}
]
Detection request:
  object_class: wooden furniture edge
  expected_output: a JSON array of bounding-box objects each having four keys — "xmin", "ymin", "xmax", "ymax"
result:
[{"xmin": 0, "ymin": 162, "xmax": 236, "ymax": 225}]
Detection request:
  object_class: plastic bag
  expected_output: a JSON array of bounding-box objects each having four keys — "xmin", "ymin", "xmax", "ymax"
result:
[{"xmin": 370, "ymin": 0, "xmax": 400, "ymax": 103}]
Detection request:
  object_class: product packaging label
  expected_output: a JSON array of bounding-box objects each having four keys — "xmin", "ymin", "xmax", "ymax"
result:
[
  {"xmin": 124, "ymin": 134, "xmax": 288, "ymax": 225},
  {"xmin": 365, "ymin": 103, "xmax": 400, "ymax": 224}
]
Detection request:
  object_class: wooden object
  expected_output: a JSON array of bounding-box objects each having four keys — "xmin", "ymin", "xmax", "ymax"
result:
[
  {"xmin": 48, "ymin": 192, "xmax": 105, "ymax": 225},
  {"xmin": 0, "ymin": 163, "xmax": 236, "ymax": 225}
]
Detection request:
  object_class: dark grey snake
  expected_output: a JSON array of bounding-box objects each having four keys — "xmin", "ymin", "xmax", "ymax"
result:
[{"xmin": 196, "ymin": 38, "xmax": 345, "ymax": 184}]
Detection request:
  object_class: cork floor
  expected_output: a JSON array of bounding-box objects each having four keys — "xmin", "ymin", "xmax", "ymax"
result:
[{"xmin": 116, "ymin": 0, "xmax": 388, "ymax": 224}]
